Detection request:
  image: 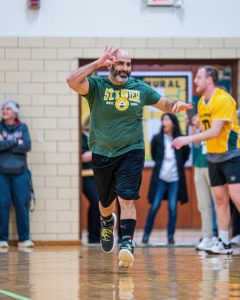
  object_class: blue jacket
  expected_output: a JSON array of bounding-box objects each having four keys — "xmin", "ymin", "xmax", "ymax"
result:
[{"xmin": 0, "ymin": 120, "xmax": 31, "ymax": 174}]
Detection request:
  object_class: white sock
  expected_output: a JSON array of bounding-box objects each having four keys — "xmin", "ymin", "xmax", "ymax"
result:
[{"xmin": 219, "ymin": 231, "xmax": 229, "ymax": 244}]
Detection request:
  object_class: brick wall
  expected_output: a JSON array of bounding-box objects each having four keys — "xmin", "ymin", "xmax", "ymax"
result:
[{"xmin": 0, "ymin": 37, "xmax": 239, "ymax": 241}]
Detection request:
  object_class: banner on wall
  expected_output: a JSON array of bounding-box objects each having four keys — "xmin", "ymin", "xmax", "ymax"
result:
[
  {"xmin": 82, "ymin": 71, "xmax": 192, "ymax": 167},
  {"xmin": 131, "ymin": 71, "xmax": 192, "ymax": 166}
]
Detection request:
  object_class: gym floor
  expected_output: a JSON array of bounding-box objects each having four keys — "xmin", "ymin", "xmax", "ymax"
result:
[{"xmin": 0, "ymin": 231, "xmax": 240, "ymax": 300}]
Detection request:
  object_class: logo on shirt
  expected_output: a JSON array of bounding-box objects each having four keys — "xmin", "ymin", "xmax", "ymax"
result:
[{"xmin": 115, "ymin": 98, "xmax": 130, "ymax": 111}]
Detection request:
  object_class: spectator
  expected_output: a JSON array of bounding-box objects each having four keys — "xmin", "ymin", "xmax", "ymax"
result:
[
  {"xmin": 187, "ymin": 114, "xmax": 218, "ymax": 251},
  {"xmin": 142, "ymin": 113, "xmax": 190, "ymax": 245},
  {"xmin": 82, "ymin": 116, "xmax": 100, "ymax": 243},
  {"xmin": 0, "ymin": 100, "xmax": 34, "ymax": 249}
]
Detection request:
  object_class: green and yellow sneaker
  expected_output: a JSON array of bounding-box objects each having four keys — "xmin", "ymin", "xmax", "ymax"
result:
[
  {"xmin": 118, "ymin": 238, "xmax": 135, "ymax": 268},
  {"xmin": 100, "ymin": 213, "xmax": 117, "ymax": 253}
]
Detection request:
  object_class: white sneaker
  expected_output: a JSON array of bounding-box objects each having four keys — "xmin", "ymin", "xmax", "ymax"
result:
[
  {"xmin": 0, "ymin": 241, "xmax": 9, "ymax": 248},
  {"xmin": 18, "ymin": 240, "xmax": 34, "ymax": 248},
  {"xmin": 211, "ymin": 236, "xmax": 219, "ymax": 244},
  {"xmin": 230, "ymin": 234, "xmax": 240, "ymax": 245},
  {"xmin": 196, "ymin": 237, "xmax": 213, "ymax": 251},
  {"xmin": 205, "ymin": 238, "xmax": 233, "ymax": 255}
]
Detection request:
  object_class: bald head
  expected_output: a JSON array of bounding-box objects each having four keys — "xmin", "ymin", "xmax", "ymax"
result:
[{"xmin": 115, "ymin": 49, "xmax": 131, "ymax": 62}]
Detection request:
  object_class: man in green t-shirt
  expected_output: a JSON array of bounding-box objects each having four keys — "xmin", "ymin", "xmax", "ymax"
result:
[{"xmin": 67, "ymin": 46, "xmax": 192, "ymax": 268}]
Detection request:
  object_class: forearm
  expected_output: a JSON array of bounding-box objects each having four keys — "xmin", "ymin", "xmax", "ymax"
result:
[
  {"xmin": 190, "ymin": 129, "xmax": 219, "ymax": 143},
  {"xmin": 67, "ymin": 59, "xmax": 100, "ymax": 86},
  {"xmin": 0, "ymin": 140, "xmax": 18, "ymax": 152},
  {"xmin": 153, "ymin": 96, "xmax": 177, "ymax": 113},
  {"xmin": 12, "ymin": 141, "xmax": 31, "ymax": 153}
]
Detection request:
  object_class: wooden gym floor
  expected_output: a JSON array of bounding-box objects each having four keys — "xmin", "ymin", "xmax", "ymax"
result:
[{"xmin": 0, "ymin": 243, "xmax": 240, "ymax": 300}]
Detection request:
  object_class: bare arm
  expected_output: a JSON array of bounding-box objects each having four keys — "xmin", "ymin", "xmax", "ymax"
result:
[
  {"xmin": 173, "ymin": 120, "xmax": 225, "ymax": 149},
  {"xmin": 153, "ymin": 96, "xmax": 193, "ymax": 113},
  {"xmin": 67, "ymin": 46, "xmax": 119, "ymax": 95},
  {"xmin": 66, "ymin": 60, "xmax": 99, "ymax": 95},
  {"xmin": 189, "ymin": 120, "xmax": 224, "ymax": 143}
]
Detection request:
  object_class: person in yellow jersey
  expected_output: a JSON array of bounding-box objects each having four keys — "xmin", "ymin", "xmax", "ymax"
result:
[{"xmin": 173, "ymin": 65, "xmax": 240, "ymax": 255}]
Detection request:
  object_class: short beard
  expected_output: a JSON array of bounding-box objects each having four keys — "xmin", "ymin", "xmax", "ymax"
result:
[{"xmin": 110, "ymin": 66, "xmax": 130, "ymax": 83}]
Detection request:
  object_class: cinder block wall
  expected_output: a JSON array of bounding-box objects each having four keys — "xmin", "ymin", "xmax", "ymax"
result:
[{"xmin": 0, "ymin": 37, "xmax": 239, "ymax": 241}]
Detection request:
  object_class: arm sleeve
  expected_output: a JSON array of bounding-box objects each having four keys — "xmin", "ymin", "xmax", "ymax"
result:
[
  {"xmin": 84, "ymin": 76, "xmax": 99, "ymax": 109},
  {"xmin": 11, "ymin": 125, "xmax": 31, "ymax": 153},
  {"xmin": 143, "ymin": 83, "xmax": 161, "ymax": 106},
  {"xmin": 0, "ymin": 139, "xmax": 18, "ymax": 152},
  {"xmin": 212, "ymin": 96, "xmax": 233, "ymax": 121},
  {"xmin": 81, "ymin": 134, "xmax": 89, "ymax": 154}
]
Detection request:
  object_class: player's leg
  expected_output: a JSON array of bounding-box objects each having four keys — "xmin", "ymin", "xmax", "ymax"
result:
[
  {"xmin": 115, "ymin": 149, "xmax": 145, "ymax": 268},
  {"xmin": 91, "ymin": 153, "xmax": 118, "ymax": 253},
  {"xmin": 205, "ymin": 161, "xmax": 232, "ymax": 254},
  {"xmin": 117, "ymin": 197, "xmax": 135, "ymax": 268},
  {"xmin": 206, "ymin": 184, "xmax": 233, "ymax": 254},
  {"xmin": 225, "ymin": 157, "xmax": 240, "ymax": 213}
]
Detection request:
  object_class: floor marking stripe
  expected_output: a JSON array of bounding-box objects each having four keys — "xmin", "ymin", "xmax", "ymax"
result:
[{"xmin": 0, "ymin": 290, "xmax": 32, "ymax": 300}]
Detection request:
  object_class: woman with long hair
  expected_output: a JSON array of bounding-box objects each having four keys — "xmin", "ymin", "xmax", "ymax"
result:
[{"xmin": 142, "ymin": 113, "xmax": 190, "ymax": 245}]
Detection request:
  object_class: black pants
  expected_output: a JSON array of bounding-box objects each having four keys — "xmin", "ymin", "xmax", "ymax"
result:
[
  {"xmin": 231, "ymin": 201, "xmax": 240, "ymax": 237},
  {"xmin": 82, "ymin": 176, "xmax": 100, "ymax": 243}
]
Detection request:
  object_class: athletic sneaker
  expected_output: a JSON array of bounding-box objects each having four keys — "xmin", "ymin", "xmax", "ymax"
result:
[
  {"xmin": 118, "ymin": 238, "xmax": 135, "ymax": 268},
  {"xmin": 0, "ymin": 241, "xmax": 9, "ymax": 249},
  {"xmin": 100, "ymin": 213, "xmax": 117, "ymax": 253},
  {"xmin": 230, "ymin": 234, "xmax": 240, "ymax": 245},
  {"xmin": 205, "ymin": 238, "xmax": 233, "ymax": 255},
  {"xmin": 196, "ymin": 237, "xmax": 213, "ymax": 251},
  {"xmin": 18, "ymin": 240, "xmax": 34, "ymax": 248}
]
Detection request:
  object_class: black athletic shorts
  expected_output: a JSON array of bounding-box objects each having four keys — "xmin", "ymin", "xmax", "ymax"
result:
[
  {"xmin": 208, "ymin": 156, "xmax": 240, "ymax": 187},
  {"xmin": 92, "ymin": 149, "xmax": 145, "ymax": 208}
]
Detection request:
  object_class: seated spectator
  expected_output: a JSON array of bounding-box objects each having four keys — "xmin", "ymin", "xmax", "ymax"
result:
[
  {"xmin": 142, "ymin": 113, "xmax": 190, "ymax": 245},
  {"xmin": 82, "ymin": 117, "xmax": 100, "ymax": 243},
  {"xmin": 0, "ymin": 100, "xmax": 34, "ymax": 249}
]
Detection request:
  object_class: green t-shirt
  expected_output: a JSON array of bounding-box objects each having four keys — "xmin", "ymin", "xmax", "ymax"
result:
[
  {"xmin": 85, "ymin": 76, "xmax": 161, "ymax": 157},
  {"xmin": 192, "ymin": 142, "xmax": 208, "ymax": 168}
]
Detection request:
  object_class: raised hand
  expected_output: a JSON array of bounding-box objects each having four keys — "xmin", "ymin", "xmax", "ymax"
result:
[{"xmin": 98, "ymin": 45, "xmax": 119, "ymax": 68}]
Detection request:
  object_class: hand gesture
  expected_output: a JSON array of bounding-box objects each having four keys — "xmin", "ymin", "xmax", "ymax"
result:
[
  {"xmin": 172, "ymin": 101, "xmax": 193, "ymax": 113},
  {"xmin": 172, "ymin": 136, "xmax": 192, "ymax": 150},
  {"xmin": 98, "ymin": 45, "xmax": 119, "ymax": 68}
]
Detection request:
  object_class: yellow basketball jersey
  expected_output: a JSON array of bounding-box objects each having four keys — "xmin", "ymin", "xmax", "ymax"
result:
[{"xmin": 198, "ymin": 88, "xmax": 240, "ymax": 153}]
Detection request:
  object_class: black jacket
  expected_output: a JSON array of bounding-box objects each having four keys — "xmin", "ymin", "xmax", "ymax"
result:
[
  {"xmin": 0, "ymin": 120, "xmax": 31, "ymax": 174},
  {"xmin": 148, "ymin": 133, "xmax": 190, "ymax": 204}
]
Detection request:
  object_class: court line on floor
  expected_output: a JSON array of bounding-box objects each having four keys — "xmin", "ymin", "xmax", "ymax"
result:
[{"xmin": 0, "ymin": 290, "xmax": 32, "ymax": 300}]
